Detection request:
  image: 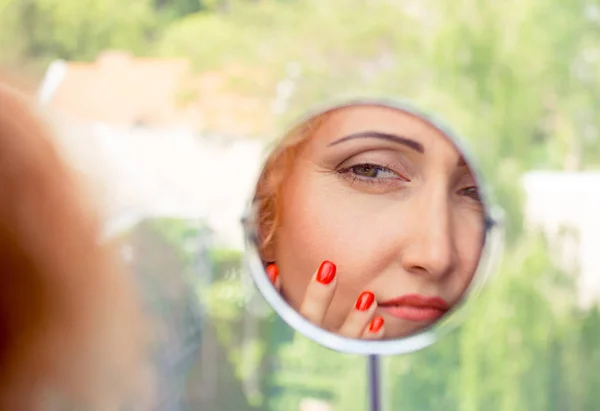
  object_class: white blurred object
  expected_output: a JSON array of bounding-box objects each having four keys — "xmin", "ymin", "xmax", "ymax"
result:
[
  {"xmin": 522, "ymin": 171, "xmax": 600, "ymax": 309},
  {"xmin": 299, "ymin": 398, "xmax": 332, "ymax": 411},
  {"xmin": 37, "ymin": 59, "xmax": 68, "ymax": 105},
  {"xmin": 49, "ymin": 118, "xmax": 265, "ymax": 250}
]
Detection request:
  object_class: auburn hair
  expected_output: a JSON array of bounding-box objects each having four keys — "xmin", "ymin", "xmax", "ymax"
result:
[
  {"xmin": 253, "ymin": 111, "xmax": 331, "ymax": 261},
  {"xmin": 0, "ymin": 82, "xmax": 151, "ymax": 410}
]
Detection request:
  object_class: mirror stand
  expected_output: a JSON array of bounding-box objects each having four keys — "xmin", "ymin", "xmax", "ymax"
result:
[
  {"xmin": 241, "ymin": 98, "xmax": 504, "ymax": 411},
  {"xmin": 368, "ymin": 354, "xmax": 382, "ymax": 411}
]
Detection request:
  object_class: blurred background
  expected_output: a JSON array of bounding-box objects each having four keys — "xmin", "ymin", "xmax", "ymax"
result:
[{"xmin": 2, "ymin": 0, "xmax": 600, "ymax": 410}]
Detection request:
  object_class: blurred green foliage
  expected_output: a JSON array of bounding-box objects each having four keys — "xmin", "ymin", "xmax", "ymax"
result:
[{"xmin": 4, "ymin": 0, "xmax": 600, "ymax": 409}]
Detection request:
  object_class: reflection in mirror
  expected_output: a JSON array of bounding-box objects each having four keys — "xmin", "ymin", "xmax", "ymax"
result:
[{"xmin": 243, "ymin": 100, "xmax": 501, "ymax": 348}]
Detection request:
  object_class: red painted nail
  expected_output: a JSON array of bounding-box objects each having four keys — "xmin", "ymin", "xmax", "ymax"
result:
[
  {"xmin": 266, "ymin": 263, "xmax": 278, "ymax": 284},
  {"xmin": 369, "ymin": 316, "xmax": 384, "ymax": 333},
  {"xmin": 316, "ymin": 261, "xmax": 336, "ymax": 285},
  {"xmin": 355, "ymin": 291, "xmax": 375, "ymax": 311}
]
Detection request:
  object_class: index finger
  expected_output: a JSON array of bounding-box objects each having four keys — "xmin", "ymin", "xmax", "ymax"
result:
[{"xmin": 298, "ymin": 261, "xmax": 337, "ymax": 326}]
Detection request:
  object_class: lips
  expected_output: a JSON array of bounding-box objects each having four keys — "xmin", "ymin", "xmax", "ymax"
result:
[{"xmin": 378, "ymin": 294, "xmax": 450, "ymax": 322}]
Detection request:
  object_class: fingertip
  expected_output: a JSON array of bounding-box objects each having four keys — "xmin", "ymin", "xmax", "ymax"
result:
[
  {"xmin": 266, "ymin": 263, "xmax": 278, "ymax": 284},
  {"xmin": 363, "ymin": 317, "xmax": 385, "ymax": 340},
  {"xmin": 355, "ymin": 291, "xmax": 375, "ymax": 311},
  {"xmin": 315, "ymin": 260, "xmax": 336, "ymax": 285},
  {"xmin": 369, "ymin": 315, "xmax": 384, "ymax": 333}
]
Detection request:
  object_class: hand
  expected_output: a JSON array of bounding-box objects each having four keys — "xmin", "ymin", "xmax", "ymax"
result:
[{"xmin": 266, "ymin": 261, "xmax": 384, "ymax": 340}]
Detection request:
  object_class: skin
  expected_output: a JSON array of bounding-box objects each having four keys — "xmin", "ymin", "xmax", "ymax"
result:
[{"xmin": 264, "ymin": 104, "xmax": 485, "ymax": 339}]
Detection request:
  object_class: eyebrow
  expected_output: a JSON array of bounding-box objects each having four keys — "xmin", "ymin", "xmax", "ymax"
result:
[{"xmin": 328, "ymin": 131, "xmax": 425, "ymax": 153}]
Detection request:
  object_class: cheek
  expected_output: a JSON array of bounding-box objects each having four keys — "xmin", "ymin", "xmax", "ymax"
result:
[
  {"xmin": 454, "ymin": 217, "xmax": 485, "ymax": 283},
  {"xmin": 273, "ymin": 176, "xmax": 391, "ymax": 305}
]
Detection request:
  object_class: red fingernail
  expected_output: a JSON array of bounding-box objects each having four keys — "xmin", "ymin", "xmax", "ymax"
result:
[
  {"xmin": 266, "ymin": 263, "xmax": 278, "ymax": 284},
  {"xmin": 355, "ymin": 291, "xmax": 375, "ymax": 311},
  {"xmin": 316, "ymin": 260, "xmax": 336, "ymax": 285},
  {"xmin": 369, "ymin": 316, "xmax": 384, "ymax": 333}
]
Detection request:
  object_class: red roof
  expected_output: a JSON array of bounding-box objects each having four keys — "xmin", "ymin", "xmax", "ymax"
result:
[{"xmin": 46, "ymin": 51, "xmax": 271, "ymax": 136}]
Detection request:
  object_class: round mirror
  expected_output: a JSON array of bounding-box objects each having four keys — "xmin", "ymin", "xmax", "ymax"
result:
[{"xmin": 242, "ymin": 98, "xmax": 504, "ymax": 355}]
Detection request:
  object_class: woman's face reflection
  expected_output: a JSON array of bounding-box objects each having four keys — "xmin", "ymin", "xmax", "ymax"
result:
[{"xmin": 265, "ymin": 104, "xmax": 485, "ymax": 338}]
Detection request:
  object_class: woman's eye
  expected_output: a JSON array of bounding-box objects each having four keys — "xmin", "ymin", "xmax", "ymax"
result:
[
  {"xmin": 336, "ymin": 162, "xmax": 409, "ymax": 192},
  {"xmin": 349, "ymin": 164, "xmax": 399, "ymax": 179},
  {"xmin": 459, "ymin": 186, "xmax": 481, "ymax": 202}
]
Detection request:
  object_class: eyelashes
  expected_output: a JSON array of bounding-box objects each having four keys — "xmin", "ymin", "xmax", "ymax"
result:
[
  {"xmin": 337, "ymin": 163, "xmax": 408, "ymax": 188},
  {"xmin": 336, "ymin": 162, "xmax": 482, "ymax": 204},
  {"xmin": 458, "ymin": 186, "xmax": 481, "ymax": 203}
]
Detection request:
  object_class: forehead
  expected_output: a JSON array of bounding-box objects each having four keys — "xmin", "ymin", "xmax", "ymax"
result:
[{"xmin": 310, "ymin": 104, "xmax": 451, "ymax": 147}]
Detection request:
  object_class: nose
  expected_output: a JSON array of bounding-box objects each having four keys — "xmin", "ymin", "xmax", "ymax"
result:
[{"xmin": 400, "ymin": 193, "xmax": 456, "ymax": 279}]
